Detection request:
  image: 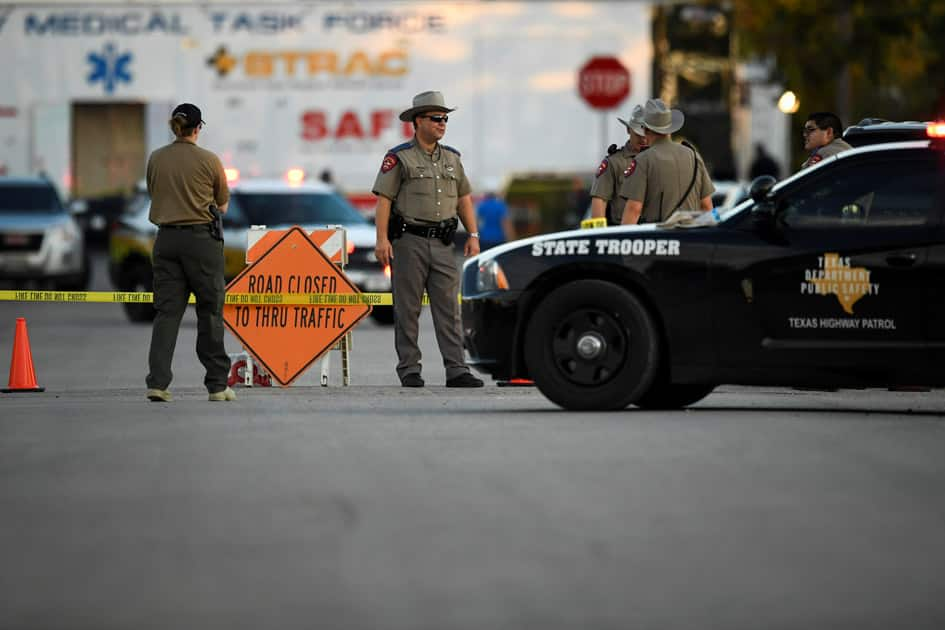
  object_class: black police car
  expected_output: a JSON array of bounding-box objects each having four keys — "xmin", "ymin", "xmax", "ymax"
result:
[{"xmin": 461, "ymin": 121, "xmax": 945, "ymax": 410}]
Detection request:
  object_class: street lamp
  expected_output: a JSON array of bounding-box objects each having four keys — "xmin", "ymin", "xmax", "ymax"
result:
[{"xmin": 778, "ymin": 90, "xmax": 800, "ymax": 114}]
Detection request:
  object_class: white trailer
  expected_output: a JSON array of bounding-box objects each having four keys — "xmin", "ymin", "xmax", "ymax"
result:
[{"xmin": 0, "ymin": 1, "xmax": 654, "ymax": 202}]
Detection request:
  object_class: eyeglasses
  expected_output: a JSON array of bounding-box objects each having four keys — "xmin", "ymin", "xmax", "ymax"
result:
[
  {"xmin": 423, "ymin": 115, "xmax": 449, "ymax": 123},
  {"xmin": 803, "ymin": 125, "xmax": 820, "ymax": 134}
]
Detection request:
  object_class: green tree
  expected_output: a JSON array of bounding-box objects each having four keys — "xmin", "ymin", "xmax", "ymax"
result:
[{"xmin": 733, "ymin": 1, "xmax": 945, "ymax": 143}]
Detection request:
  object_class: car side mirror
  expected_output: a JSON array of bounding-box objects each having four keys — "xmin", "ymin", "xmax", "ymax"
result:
[
  {"xmin": 751, "ymin": 200, "xmax": 775, "ymax": 224},
  {"xmin": 749, "ymin": 175, "xmax": 777, "ymax": 203}
]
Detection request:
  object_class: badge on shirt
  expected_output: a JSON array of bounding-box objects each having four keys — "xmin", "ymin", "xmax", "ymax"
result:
[
  {"xmin": 808, "ymin": 154, "xmax": 823, "ymax": 165},
  {"xmin": 596, "ymin": 159, "xmax": 609, "ymax": 178},
  {"xmin": 623, "ymin": 160, "xmax": 637, "ymax": 177},
  {"xmin": 380, "ymin": 153, "xmax": 398, "ymax": 173}
]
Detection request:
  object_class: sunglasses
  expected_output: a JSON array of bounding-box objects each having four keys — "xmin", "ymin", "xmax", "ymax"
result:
[
  {"xmin": 423, "ymin": 115, "xmax": 449, "ymax": 123},
  {"xmin": 803, "ymin": 125, "xmax": 820, "ymax": 134}
]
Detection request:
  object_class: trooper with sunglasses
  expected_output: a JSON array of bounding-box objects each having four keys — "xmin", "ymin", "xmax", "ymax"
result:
[
  {"xmin": 800, "ymin": 112, "xmax": 852, "ymax": 170},
  {"xmin": 371, "ymin": 91, "xmax": 484, "ymax": 388}
]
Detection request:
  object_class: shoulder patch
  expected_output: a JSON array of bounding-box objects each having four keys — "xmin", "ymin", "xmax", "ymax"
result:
[
  {"xmin": 441, "ymin": 144, "xmax": 461, "ymax": 156},
  {"xmin": 596, "ymin": 158, "xmax": 609, "ymax": 178},
  {"xmin": 623, "ymin": 159, "xmax": 637, "ymax": 178},
  {"xmin": 380, "ymin": 152, "xmax": 399, "ymax": 174},
  {"xmin": 388, "ymin": 141, "xmax": 412, "ymax": 154}
]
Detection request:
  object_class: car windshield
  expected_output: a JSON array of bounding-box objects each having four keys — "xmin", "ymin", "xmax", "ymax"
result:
[
  {"xmin": 233, "ymin": 191, "xmax": 368, "ymax": 226},
  {"xmin": 0, "ymin": 185, "xmax": 62, "ymax": 214}
]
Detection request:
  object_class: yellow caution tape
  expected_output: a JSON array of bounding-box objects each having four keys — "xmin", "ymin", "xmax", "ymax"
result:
[
  {"xmin": 580, "ymin": 217, "xmax": 608, "ymax": 229},
  {"xmin": 0, "ymin": 290, "xmax": 410, "ymax": 306}
]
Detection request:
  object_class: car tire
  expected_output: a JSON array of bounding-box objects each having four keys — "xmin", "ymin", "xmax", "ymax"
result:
[
  {"xmin": 122, "ymin": 263, "xmax": 156, "ymax": 323},
  {"xmin": 370, "ymin": 305, "xmax": 395, "ymax": 325},
  {"xmin": 524, "ymin": 280, "xmax": 659, "ymax": 410},
  {"xmin": 635, "ymin": 383, "xmax": 715, "ymax": 410}
]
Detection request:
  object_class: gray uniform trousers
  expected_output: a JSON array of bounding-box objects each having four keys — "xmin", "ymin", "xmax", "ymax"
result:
[
  {"xmin": 146, "ymin": 226, "xmax": 231, "ymax": 393},
  {"xmin": 391, "ymin": 232, "xmax": 471, "ymax": 381}
]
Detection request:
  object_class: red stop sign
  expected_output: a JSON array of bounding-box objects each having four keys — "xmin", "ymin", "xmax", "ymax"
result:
[{"xmin": 578, "ymin": 56, "xmax": 631, "ymax": 110}]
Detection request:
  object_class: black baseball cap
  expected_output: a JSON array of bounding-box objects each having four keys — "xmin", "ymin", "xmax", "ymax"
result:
[{"xmin": 172, "ymin": 103, "xmax": 206, "ymax": 126}]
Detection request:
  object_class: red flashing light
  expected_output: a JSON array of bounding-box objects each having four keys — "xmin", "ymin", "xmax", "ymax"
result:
[
  {"xmin": 346, "ymin": 239, "xmax": 355, "ymax": 255},
  {"xmin": 926, "ymin": 122, "xmax": 945, "ymax": 138},
  {"xmin": 383, "ymin": 264, "xmax": 391, "ymax": 279},
  {"xmin": 224, "ymin": 168, "xmax": 240, "ymax": 183}
]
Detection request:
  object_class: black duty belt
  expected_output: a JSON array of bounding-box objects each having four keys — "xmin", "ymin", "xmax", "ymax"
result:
[
  {"xmin": 403, "ymin": 223, "xmax": 448, "ymax": 239},
  {"xmin": 160, "ymin": 223, "xmax": 212, "ymax": 231}
]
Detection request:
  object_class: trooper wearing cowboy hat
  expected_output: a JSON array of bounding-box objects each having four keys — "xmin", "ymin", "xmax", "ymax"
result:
[
  {"xmin": 619, "ymin": 98, "xmax": 715, "ymax": 224},
  {"xmin": 589, "ymin": 104, "xmax": 649, "ymax": 226},
  {"xmin": 372, "ymin": 91, "xmax": 484, "ymax": 388}
]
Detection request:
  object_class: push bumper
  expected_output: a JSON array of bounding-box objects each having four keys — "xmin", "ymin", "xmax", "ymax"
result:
[{"xmin": 461, "ymin": 291, "xmax": 521, "ymax": 380}]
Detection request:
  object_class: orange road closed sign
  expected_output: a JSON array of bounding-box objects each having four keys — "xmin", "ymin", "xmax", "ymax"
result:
[{"xmin": 222, "ymin": 226, "xmax": 371, "ymax": 386}]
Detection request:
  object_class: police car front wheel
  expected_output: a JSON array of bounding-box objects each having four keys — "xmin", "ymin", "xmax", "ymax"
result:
[
  {"xmin": 524, "ymin": 280, "xmax": 659, "ymax": 411},
  {"xmin": 635, "ymin": 383, "xmax": 715, "ymax": 410}
]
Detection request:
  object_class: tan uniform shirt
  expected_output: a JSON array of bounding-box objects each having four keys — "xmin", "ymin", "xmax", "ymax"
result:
[
  {"xmin": 800, "ymin": 138, "xmax": 853, "ymax": 170},
  {"xmin": 146, "ymin": 139, "xmax": 229, "ymax": 226},
  {"xmin": 371, "ymin": 138, "xmax": 471, "ymax": 224},
  {"xmin": 619, "ymin": 136, "xmax": 715, "ymax": 223},
  {"xmin": 589, "ymin": 143, "xmax": 639, "ymax": 224}
]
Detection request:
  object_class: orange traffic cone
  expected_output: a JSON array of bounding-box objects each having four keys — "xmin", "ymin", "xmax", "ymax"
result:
[{"xmin": 2, "ymin": 317, "xmax": 44, "ymax": 393}]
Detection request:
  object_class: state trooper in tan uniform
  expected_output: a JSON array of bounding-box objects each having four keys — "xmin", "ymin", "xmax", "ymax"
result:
[
  {"xmin": 800, "ymin": 111, "xmax": 853, "ymax": 170},
  {"xmin": 372, "ymin": 91, "xmax": 484, "ymax": 388},
  {"xmin": 589, "ymin": 104, "xmax": 648, "ymax": 226},
  {"xmin": 620, "ymin": 99, "xmax": 715, "ymax": 224}
]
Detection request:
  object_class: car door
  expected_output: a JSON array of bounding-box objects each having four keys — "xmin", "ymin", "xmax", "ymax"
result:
[
  {"xmin": 923, "ymin": 151, "xmax": 945, "ymax": 379},
  {"xmin": 746, "ymin": 150, "xmax": 940, "ymax": 378}
]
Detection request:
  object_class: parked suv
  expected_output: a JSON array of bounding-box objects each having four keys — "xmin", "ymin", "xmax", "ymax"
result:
[
  {"xmin": 109, "ymin": 178, "xmax": 392, "ymax": 324},
  {"xmin": 0, "ymin": 176, "xmax": 89, "ymax": 290}
]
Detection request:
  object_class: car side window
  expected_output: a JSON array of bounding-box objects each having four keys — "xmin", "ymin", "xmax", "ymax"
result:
[{"xmin": 779, "ymin": 155, "xmax": 938, "ymax": 229}]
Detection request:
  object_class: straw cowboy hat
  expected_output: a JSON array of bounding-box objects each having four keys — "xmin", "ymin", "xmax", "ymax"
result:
[
  {"xmin": 641, "ymin": 98, "xmax": 685, "ymax": 134},
  {"xmin": 399, "ymin": 91, "xmax": 457, "ymax": 122},
  {"xmin": 617, "ymin": 104, "xmax": 646, "ymax": 135}
]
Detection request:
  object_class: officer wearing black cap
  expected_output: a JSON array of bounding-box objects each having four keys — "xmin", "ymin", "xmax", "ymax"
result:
[{"xmin": 145, "ymin": 103, "xmax": 234, "ymax": 402}]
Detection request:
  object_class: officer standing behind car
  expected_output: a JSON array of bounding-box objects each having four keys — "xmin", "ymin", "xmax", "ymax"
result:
[
  {"xmin": 144, "ymin": 103, "xmax": 234, "ymax": 403},
  {"xmin": 799, "ymin": 111, "xmax": 852, "ymax": 170},
  {"xmin": 589, "ymin": 104, "xmax": 648, "ymax": 226},
  {"xmin": 372, "ymin": 91, "xmax": 484, "ymax": 388},
  {"xmin": 620, "ymin": 99, "xmax": 715, "ymax": 225}
]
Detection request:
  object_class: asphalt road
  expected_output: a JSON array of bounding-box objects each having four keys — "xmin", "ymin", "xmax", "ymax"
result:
[{"xmin": 1, "ymin": 252, "xmax": 944, "ymax": 629}]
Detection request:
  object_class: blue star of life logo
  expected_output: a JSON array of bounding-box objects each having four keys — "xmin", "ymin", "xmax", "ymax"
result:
[{"xmin": 87, "ymin": 43, "xmax": 133, "ymax": 94}]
